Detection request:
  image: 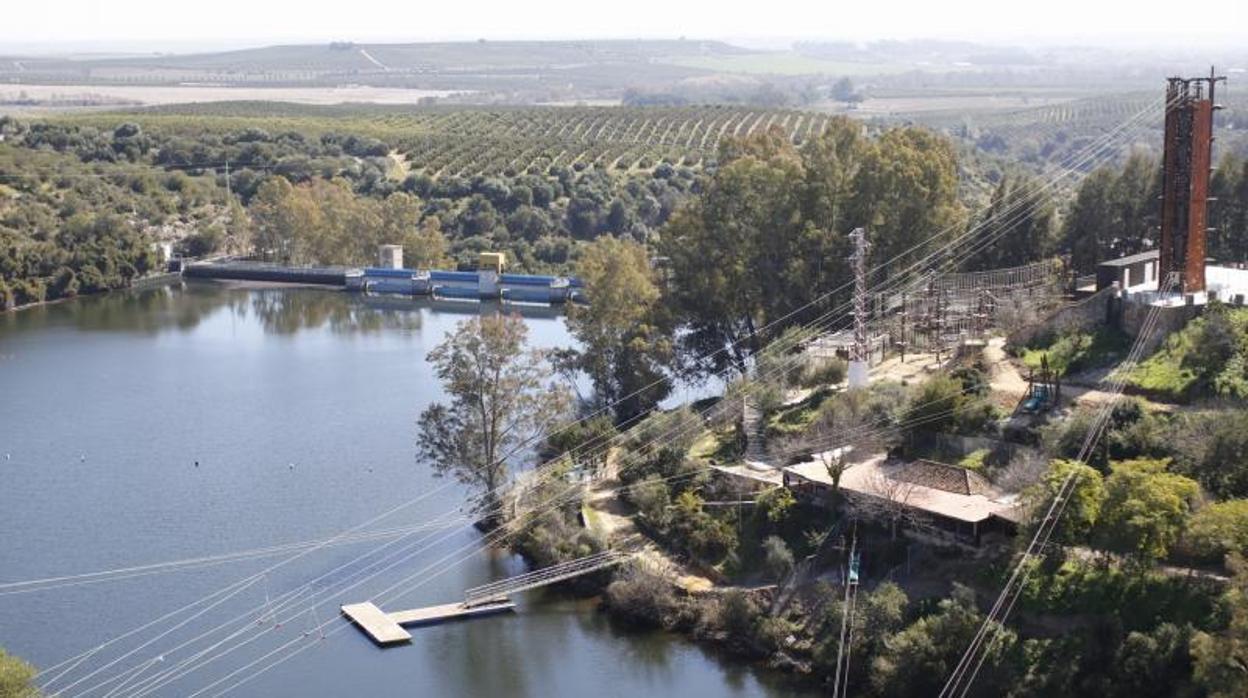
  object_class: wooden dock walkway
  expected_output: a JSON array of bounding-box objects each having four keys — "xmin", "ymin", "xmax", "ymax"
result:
[{"xmin": 341, "ymin": 599, "xmax": 516, "ymax": 646}]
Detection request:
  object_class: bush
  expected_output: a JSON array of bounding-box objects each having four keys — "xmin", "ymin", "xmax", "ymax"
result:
[
  {"xmin": 714, "ymin": 589, "xmax": 760, "ymax": 637},
  {"xmin": 1022, "ymin": 328, "xmax": 1129, "ymax": 377},
  {"xmin": 623, "ymin": 407, "xmax": 704, "ymax": 457},
  {"xmin": 669, "ymin": 491, "xmax": 738, "ymax": 564},
  {"xmin": 1128, "ymin": 303, "xmax": 1248, "ymax": 400},
  {"xmin": 762, "ymin": 535, "xmax": 794, "ymax": 582},
  {"xmin": 631, "ymin": 474, "xmax": 672, "ymax": 527},
  {"xmin": 604, "ymin": 564, "xmax": 678, "ymax": 628},
  {"xmin": 0, "ymin": 646, "xmax": 39, "ymax": 698},
  {"xmin": 799, "ymin": 357, "xmax": 847, "ymax": 389}
]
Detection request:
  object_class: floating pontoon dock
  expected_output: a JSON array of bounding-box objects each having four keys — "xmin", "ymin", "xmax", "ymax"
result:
[{"xmin": 340, "ymin": 599, "xmax": 516, "ymax": 645}]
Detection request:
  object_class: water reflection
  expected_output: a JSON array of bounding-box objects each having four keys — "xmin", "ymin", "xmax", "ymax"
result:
[
  {"xmin": 0, "ymin": 283, "xmax": 242, "ymax": 335},
  {"xmin": 247, "ymin": 288, "xmax": 424, "ymax": 336},
  {"xmin": 0, "ymin": 281, "xmax": 570, "ymax": 339}
]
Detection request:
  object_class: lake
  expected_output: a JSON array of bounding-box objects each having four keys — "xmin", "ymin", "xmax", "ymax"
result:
[{"xmin": 0, "ymin": 281, "xmax": 814, "ymax": 697}]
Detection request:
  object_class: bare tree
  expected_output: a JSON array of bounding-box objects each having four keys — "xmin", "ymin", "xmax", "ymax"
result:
[
  {"xmin": 846, "ymin": 467, "xmax": 919, "ymax": 539},
  {"xmin": 995, "ymin": 449, "xmax": 1048, "ymax": 494}
]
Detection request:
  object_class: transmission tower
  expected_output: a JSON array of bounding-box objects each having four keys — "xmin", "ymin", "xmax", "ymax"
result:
[{"xmin": 848, "ymin": 227, "xmax": 870, "ymax": 389}]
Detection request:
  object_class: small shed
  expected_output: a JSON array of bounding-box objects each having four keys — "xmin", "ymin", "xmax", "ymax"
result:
[
  {"xmin": 479, "ymin": 252, "xmax": 506, "ymax": 273},
  {"xmin": 1096, "ymin": 250, "xmax": 1159, "ymax": 291},
  {"xmin": 378, "ymin": 244, "xmax": 404, "ymax": 270}
]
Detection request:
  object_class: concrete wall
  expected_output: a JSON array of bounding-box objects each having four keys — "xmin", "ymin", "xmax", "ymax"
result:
[
  {"xmin": 1007, "ymin": 286, "xmax": 1116, "ymax": 348},
  {"xmin": 1120, "ymin": 299, "xmax": 1204, "ymax": 356}
]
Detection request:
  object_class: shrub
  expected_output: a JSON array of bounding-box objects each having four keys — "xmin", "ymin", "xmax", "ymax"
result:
[
  {"xmin": 631, "ymin": 474, "xmax": 672, "ymax": 527},
  {"xmin": 762, "ymin": 535, "xmax": 795, "ymax": 582},
  {"xmin": 1022, "ymin": 328, "xmax": 1129, "ymax": 377},
  {"xmin": 714, "ymin": 589, "xmax": 760, "ymax": 637},
  {"xmin": 604, "ymin": 564, "xmax": 678, "ymax": 628},
  {"xmin": 623, "ymin": 407, "xmax": 703, "ymax": 457},
  {"xmin": 756, "ymin": 487, "xmax": 796, "ymax": 525},
  {"xmin": 799, "ymin": 357, "xmax": 847, "ymax": 388},
  {"xmin": 0, "ymin": 647, "xmax": 38, "ymax": 698}
]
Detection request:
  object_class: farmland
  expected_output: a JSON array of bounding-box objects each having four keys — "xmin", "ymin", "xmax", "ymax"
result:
[{"xmin": 52, "ymin": 102, "xmax": 846, "ymax": 177}]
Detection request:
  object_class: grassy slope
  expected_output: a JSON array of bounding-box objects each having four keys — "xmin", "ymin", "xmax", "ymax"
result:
[{"xmin": 1128, "ymin": 307, "xmax": 1248, "ymax": 400}]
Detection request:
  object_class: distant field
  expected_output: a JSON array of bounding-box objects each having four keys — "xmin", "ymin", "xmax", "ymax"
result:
[
  {"xmin": 844, "ymin": 94, "xmax": 1081, "ymax": 115},
  {"xmin": 0, "ymin": 84, "xmax": 463, "ymax": 114},
  {"xmin": 659, "ymin": 53, "xmax": 917, "ymax": 76}
]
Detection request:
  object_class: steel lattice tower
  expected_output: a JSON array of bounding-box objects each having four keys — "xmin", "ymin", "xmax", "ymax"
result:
[{"xmin": 848, "ymin": 227, "xmax": 870, "ymax": 388}]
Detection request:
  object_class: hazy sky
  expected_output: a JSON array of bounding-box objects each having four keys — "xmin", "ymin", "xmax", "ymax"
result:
[{"xmin": 3, "ymin": 0, "xmax": 1245, "ymax": 51}]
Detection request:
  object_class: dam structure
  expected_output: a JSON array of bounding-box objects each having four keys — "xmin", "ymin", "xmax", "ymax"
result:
[{"xmin": 184, "ymin": 250, "xmax": 585, "ymax": 305}]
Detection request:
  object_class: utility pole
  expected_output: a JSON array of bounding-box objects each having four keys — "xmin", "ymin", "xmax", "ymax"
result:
[
  {"xmin": 899, "ymin": 291, "xmax": 908, "ymax": 363},
  {"xmin": 848, "ymin": 227, "xmax": 870, "ymax": 389}
]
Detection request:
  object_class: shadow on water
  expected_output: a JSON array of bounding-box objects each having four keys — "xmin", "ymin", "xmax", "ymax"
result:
[{"xmin": 586, "ymin": 609, "xmax": 823, "ymax": 696}]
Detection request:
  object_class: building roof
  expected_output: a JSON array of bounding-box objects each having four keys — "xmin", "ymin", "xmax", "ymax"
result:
[
  {"xmin": 1098, "ymin": 249, "xmax": 1159, "ymax": 267},
  {"xmin": 894, "ymin": 459, "xmax": 992, "ymax": 496},
  {"xmin": 785, "ymin": 456, "xmax": 1020, "ymax": 525}
]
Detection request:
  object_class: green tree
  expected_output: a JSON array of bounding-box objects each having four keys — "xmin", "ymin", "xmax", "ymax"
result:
[
  {"xmin": 871, "ymin": 586, "xmax": 1017, "ymax": 696},
  {"xmin": 1062, "ymin": 168, "xmax": 1118, "ymax": 273},
  {"xmin": 1192, "ymin": 554, "xmax": 1248, "ymax": 697},
  {"xmin": 417, "ymin": 314, "xmax": 572, "ymax": 524},
  {"xmin": 1182, "ymin": 411, "xmax": 1248, "ymax": 500},
  {"xmin": 660, "ymin": 129, "xmax": 808, "ymax": 374},
  {"xmin": 1183, "ymin": 500, "xmax": 1248, "ymax": 564},
  {"xmin": 402, "ymin": 216, "xmax": 452, "ymax": 270},
  {"xmin": 566, "ymin": 236, "xmax": 672, "ymax": 423},
  {"xmin": 965, "ymin": 174, "xmax": 1056, "ymax": 270},
  {"xmin": 1026, "ymin": 459, "xmax": 1106, "ymax": 546},
  {"xmin": 1095, "ymin": 458, "xmax": 1199, "ymax": 562},
  {"xmin": 850, "ymin": 127, "xmax": 964, "ymax": 274},
  {"xmin": 814, "ymin": 581, "xmax": 908, "ymax": 689}
]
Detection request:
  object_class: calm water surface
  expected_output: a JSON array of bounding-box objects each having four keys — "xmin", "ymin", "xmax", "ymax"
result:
[{"xmin": 0, "ymin": 282, "xmax": 813, "ymax": 697}]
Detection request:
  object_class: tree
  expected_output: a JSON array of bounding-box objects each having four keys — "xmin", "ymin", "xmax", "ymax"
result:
[
  {"xmin": 1025, "ymin": 459, "xmax": 1106, "ymax": 546},
  {"xmin": 850, "ymin": 127, "xmax": 964, "ymax": 274},
  {"xmin": 631, "ymin": 475, "xmax": 672, "ymax": 527},
  {"xmin": 965, "ymin": 174, "xmax": 1056, "ymax": 270},
  {"xmin": 659, "ymin": 122, "xmax": 960, "ymax": 380},
  {"xmin": 1062, "ymin": 168, "xmax": 1118, "ymax": 273},
  {"xmin": 1095, "ymin": 458, "xmax": 1199, "ymax": 563},
  {"xmin": 566, "ymin": 237, "xmax": 672, "ymax": 423},
  {"xmin": 1192, "ymin": 553, "xmax": 1248, "ymax": 697},
  {"xmin": 402, "ymin": 216, "xmax": 452, "ymax": 270},
  {"xmin": 0, "ymin": 647, "xmax": 39, "ymax": 698},
  {"xmin": 1186, "ymin": 411, "xmax": 1248, "ymax": 500},
  {"xmin": 871, "ymin": 586, "xmax": 1017, "ymax": 696},
  {"xmin": 660, "ymin": 130, "xmax": 808, "ymax": 375},
  {"xmin": 417, "ymin": 314, "xmax": 571, "ymax": 524},
  {"xmin": 814, "ymin": 581, "xmax": 908, "ymax": 689},
  {"xmin": 1183, "ymin": 500, "xmax": 1248, "ymax": 564}
]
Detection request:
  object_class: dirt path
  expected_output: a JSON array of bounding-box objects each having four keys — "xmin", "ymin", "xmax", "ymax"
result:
[
  {"xmin": 985, "ymin": 337, "xmax": 1028, "ymax": 399},
  {"xmin": 583, "ymin": 450, "xmax": 715, "ymax": 593}
]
